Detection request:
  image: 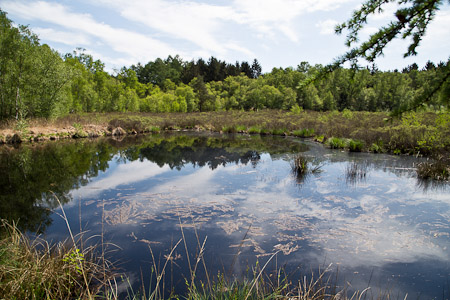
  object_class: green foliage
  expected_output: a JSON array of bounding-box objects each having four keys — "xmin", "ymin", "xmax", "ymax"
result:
[
  {"xmin": 1, "ymin": 7, "xmax": 449, "ymax": 119},
  {"xmin": 336, "ymin": 0, "xmax": 443, "ymax": 61},
  {"xmin": 329, "ymin": 0, "xmax": 450, "ymax": 114},
  {"xmin": 315, "ymin": 135, "xmax": 325, "ymax": 143},
  {"xmin": 150, "ymin": 126, "xmax": 161, "ymax": 133},
  {"xmin": 342, "ymin": 109, "xmax": 354, "ymax": 119},
  {"xmin": 0, "ymin": 10, "xmax": 73, "ymax": 119},
  {"xmin": 72, "ymin": 123, "xmax": 88, "ymax": 138},
  {"xmin": 248, "ymin": 126, "xmax": 261, "ymax": 134},
  {"xmin": 271, "ymin": 128, "xmax": 288, "ymax": 135},
  {"xmin": 369, "ymin": 141, "xmax": 383, "ymax": 153},
  {"xmin": 259, "ymin": 128, "xmax": 271, "ymax": 135},
  {"xmin": 327, "ymin": 137, "xmax": 347, "ymax": 149},
  {"xmin": 292, "ymin": 155, "xmax": 308, "ymax": 175},
  {"xmin": 0, "ymin": 221, "xmax": 108, "ymax": 299},
  {"xmin": 221, "ymin": 125, "xmax": 237, "ymax": 133},
  {"xmin": 290, "ymin": 104, "xmax": 304, "ymax": 114},
  {"xmin": 348, "ymin": 139, "xmax": 364, "ymax": 152},
  {"xmin": 292, "ymin": 128, "xmax": 315, "ymax": 138},
  {"xmin": 13, "ymin": 119, "xmax": 29, "ymax": 135},
  {"xmin": 62, "ymin": 248, "xmax": 84, "ymax": 275}
]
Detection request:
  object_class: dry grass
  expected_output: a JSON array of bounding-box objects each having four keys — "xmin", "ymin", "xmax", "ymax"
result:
[
  {"xmin": 1, "ymin": 110, "xmax": 448, "ymax": 160},
  {"xmin": 416, "ymin": 156, "xmax": 450, "ymax": 181},
  {"xmin": 0, "ymin": 220, "xmax": 116, "ymax": 299}
]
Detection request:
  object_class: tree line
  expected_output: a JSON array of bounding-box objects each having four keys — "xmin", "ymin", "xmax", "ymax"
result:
[{"xmin": 1, "ymin": 9, "xmax": 448, "ymax": 120}]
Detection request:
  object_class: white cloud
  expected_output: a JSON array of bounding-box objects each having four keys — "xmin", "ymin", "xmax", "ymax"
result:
[
  {"xmin": 71, "ymin": 160, "xmax": 171, "ymax": 199},
  {"xmin": 316, "ymin": 19, "xmax": 339, "ymax": 35},
  {"xmin": 2, "ymin": 0, "xmax": 446, "ymax": 72},
  {"xmin": 0, "ymin": 1, "xmax": 178, "ymax": 62},
  {"xmin": 419, "ymin": 9, "xmax": 450, "ymax": 53},
  {"xmin": 97, "ymin": 0, "xmax": 248, "ymax": 57},
  {"xmin": 33, "ymin": 27, "xmax": 91, "ymax": 46},
  {"xmin": 231, "ymin": 0, "xmax": 356, "ymax": 43}
]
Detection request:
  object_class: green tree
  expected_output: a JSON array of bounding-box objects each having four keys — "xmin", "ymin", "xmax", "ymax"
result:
[
  {"xmin": 333, "ymin": 0, "xmax": 450, "ymax": 112},
  {"xmin": 0, "ymin": 10, "xmax": 73, "ymax": 119},
  {"xmin": 190, "ymin": 76, "xmax": 216, "ymax": 111}
]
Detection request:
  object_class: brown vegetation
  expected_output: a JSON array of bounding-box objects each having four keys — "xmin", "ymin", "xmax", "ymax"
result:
[{"xmin": 1, "ymin": 110, "xmax": 448, "ymax": 161}]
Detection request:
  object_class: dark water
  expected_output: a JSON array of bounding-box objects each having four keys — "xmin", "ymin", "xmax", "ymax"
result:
[{"xmin": 1, "ymin": 132, "xmax": 449, "ymax": 299}]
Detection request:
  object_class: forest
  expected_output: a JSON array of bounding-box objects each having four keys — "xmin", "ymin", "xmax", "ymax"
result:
[{"xmin": 1, "ymin": 8, "xmax": 449, "ymax": 121}]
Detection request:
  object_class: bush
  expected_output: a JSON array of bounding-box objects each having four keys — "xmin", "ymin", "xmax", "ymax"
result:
[
  {"xmin": 221, "ymin": 125, "xmax": 237, "ymax": 133},
  {"xmin": 272, "ymin": 128, "xmax": 287, "ymax": 135},
  {"xmin": 369, "ymin": 141, "xmax": 384, "ymax": 153},
  {"xmin": 348, "ymin": 139, "xmax": 364, "ymax": 152},
  {"xmin": 292, "ymin": 128, "xmax": 315, "ymax": 138},
  {"xmin": 248, "ymin": 126, "xmax": 261, "ymax": 134},
  {"xmin": 327, "ymin": 137, "xmax": 346, "ymax": 149}
]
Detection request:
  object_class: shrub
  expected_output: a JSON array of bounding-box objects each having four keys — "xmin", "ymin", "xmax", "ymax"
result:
[
  {"xmin": 72, "ymin": 123, "xmax": 88, "ymax": 138},
  {"xmin": 150, "ymin": 126, "xmax": 161, "ymax": 133},
  {"xmin": 221, "ymin": 125, "xmax": 237, "ymax": 133},
  {"xmin": 272, "ymin": 128, "xmax": 287, "ymax": 135},
  {"xmin": 260, "ymin": 128, "xmax": 271, "ymax": 135},
  {"xmin": 348, "ymin": 139, "xmax": 364, "ymax": 152},
  {"xmin": 292, "ymin": 128, "xmax": 315, "ymax": 138},
  {"xmin": 327, "ymin": 137, "xmax": 346, "ymax": 149},
  {"xmin": 290, "ymin": 104, "xmax": 304, "ymax": 114},
  {"xmin": 369, "ymin": 141, "xmax": 384, "ymax": 153},
  {"xmin": 248, "ymin": 126, "xmax": 261, "ymax": 134},
  {"xmin": 315, "ymin": 135, "xmax": 325, "ymax": 143},
  {"xmin": 342, "ymin": 109, "xmax": 354, "ymax": 119}
]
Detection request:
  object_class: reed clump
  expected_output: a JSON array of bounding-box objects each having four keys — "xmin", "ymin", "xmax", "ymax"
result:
[
  {"xmin": 416, "ymin": 157, "xmax": 450, "ymax": 181},
  {"xmin": 291, "ymin": 154, "xmax": 323, "ymax": 184},
  {"xmin": 345, "ymin": 162, "xmax": 369, "ymax": 185},
  {"xmin": 0, "ymin": 220, "xmax": 115, "ymax": 299}
]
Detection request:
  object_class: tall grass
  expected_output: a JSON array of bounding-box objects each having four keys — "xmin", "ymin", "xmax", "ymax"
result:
[
  {"xmin": 345, "ymin": 162, "xmax": 369, "ymax": 185},
  {"xmin": 291, "ymin": 154, "xmax": 323, "ymax": 184},
  {"xmin": 0, "ymin": 220, "xmax": 115, "ymax": 299},
  {"xmin": 416, "ymin": 156, "xmax": 450, "ymax": 181},
  {"xmin": 1, "ymin": 213, "xmax": 405, "ymax": 300}
]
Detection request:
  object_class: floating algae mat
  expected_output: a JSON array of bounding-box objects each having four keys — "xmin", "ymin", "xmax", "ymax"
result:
[{"xmin": 1, "ymin": 132, "xmax": 449, "ymax": 298}]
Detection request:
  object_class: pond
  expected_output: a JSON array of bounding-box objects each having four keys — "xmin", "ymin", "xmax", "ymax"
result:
[{"xmin": 1, "ymin": 132, "xmax": 449, "ymax": 299}]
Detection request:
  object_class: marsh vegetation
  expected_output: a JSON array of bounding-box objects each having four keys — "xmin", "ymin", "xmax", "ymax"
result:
[{"xmin": 1, "ymin": 133, "xmax": 449, "ymax": 299}]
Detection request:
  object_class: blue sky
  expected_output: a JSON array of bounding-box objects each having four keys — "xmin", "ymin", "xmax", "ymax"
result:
[{"xmin": 1, "ymin": 0, "xmax": 449, "ymax": 73}]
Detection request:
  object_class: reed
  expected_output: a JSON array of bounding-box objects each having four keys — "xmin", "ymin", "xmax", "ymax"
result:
[
  {"xmin": 0, "ymin": 219, "xmax": 116, "ymax": 299},
  {"xmin": 416, "ymin": 157, "xmax": 449, "ymax": 181},
  {"xmin": 345, "ymin": 162, "xmax": 369, "ymax": 185}
]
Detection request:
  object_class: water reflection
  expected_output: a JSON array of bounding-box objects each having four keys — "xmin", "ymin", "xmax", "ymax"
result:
[
  {"xmin": 1, "ymin": 133, "xmax": 449, "ymax": 298},
  {"xmin": 0, "ymin": 133, "xmax": 306, "ymax": 232}
]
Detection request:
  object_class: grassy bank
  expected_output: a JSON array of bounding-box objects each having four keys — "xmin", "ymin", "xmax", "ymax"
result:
[
  {"xmin": 1, "ymin": 110, "xmax": 449, "ymax": 156},
  {"xmin": 1, "ymin": 110, "xmax": 449, "ymax": 179}
]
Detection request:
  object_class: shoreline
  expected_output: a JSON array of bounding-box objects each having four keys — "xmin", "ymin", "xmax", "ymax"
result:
[{"xmin": 0, "ymin": 110, "xmax": 448, "ymax": 159}]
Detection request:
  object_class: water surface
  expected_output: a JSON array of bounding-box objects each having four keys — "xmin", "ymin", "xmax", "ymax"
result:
[{"xmin": 1, "ymin": 132, "xmax": 449, "ymax": 299}]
